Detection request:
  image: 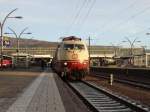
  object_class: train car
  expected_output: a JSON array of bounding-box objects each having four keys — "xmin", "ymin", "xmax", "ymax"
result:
[
  {"xmin": 0, "ymin": 55, "xmax": 12, "ymax": 68},
  {"xmin": 52, "ymin": 36, "xmax": 89, "ymax": 80}
]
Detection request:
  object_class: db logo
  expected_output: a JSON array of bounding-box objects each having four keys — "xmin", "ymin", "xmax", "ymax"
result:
[{"xmin": 72, "ymin": 54, "xmax": 78, "ymax": 59}]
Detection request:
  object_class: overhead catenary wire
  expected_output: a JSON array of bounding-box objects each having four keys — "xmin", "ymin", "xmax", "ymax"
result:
[
  {"xmin": 67, "ymin": 0, "xmax": 150, "ymax": 41},
  {"xmin": 118, "ymin": 0, "xmax": 138, "ymax": 13},
  {"xmin": 66, "ymin": 0, "xmax": 96, "ymax": 36},
  {"xmin": 107, "ymin": 0, "xmax": 138, "ymax": 25},
  {"xmin": 117, "ymin": 5, "xmax": 150, "ymax": 29},
  {"xmin": 67, "ymin": 0, "xmax": 89, "ymax": 34},
  {"xmin": 74, "ymin": 0, "xmax": 92, "ymax": 26},
  {"xmin": 79, "ymin": 0, "xmax": 96, "ymax": 31},
  {"xmin": 99, "ymin": 4, "xmax": 150, "ymax": 36},
  {"xmin": 64, "ymin": 0, "xmax": 81, "ymax": 35},
  {"xmin": 96, "ymin": 0, "xmax": 139, "ymax": 35},
  {"xmin": 127, "ymin": 27, "xmax": 150, "ymax": 37}
]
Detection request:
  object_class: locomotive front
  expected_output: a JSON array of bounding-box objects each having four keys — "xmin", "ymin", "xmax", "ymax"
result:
[{"xmin": 57, "ymin": 37, "xmax": 89, "ymax": 80}]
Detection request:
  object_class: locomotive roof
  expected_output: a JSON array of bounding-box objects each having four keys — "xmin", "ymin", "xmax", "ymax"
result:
[{"xmin": 62, "ymin": 36, "xmax": 81, "ymax": 41}]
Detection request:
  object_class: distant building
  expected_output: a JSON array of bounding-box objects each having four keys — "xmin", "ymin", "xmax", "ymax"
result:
[
  {"xmin": 1, "ymin": 39, "xmax": 150, "ymax": 67},
  {"xmin": 134, "ymin": 53, "xmax": 150, "ymax": 67}
]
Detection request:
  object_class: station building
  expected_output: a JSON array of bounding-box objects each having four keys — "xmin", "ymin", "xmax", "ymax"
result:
[{"xmin": 89, "ymin": 46, "xmax": 150, "ymax": 68}]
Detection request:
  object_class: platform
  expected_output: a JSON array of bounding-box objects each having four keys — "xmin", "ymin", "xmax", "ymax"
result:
[{"xmin": 6, "ymin": 71, "xmax": 66, "ymax": 112}]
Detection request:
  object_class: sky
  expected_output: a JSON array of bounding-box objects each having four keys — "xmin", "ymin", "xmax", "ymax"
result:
[{"xmin": 0, "ymin": 0, "xmax": 150, "ymax": 48}]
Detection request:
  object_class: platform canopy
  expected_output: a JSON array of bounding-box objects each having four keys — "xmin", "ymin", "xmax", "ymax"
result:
[
  {"xmin": 33, "ymin": 54, "xmax": 53, "ymax": 58},
  {"xmin": 90, "ymin": 54, "xmax": 114, "ymax": 58},
  {"xmin": 11, "ymin": 53, "xmax": 32, "ymax": 56}
]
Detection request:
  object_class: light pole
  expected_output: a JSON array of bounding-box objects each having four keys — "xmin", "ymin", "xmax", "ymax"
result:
[
  {"xmin": 141, "ymin": 46, "xmax": 146, "ymax": 55},
  {"xmin": 146, "ymin": 32, "xmax": 150, "ymax": 49},
  {"xmin": 0, "ymin": 8, "xmax": 22, "ymax": 69},
  {"xmin": 5, "ymin": 27, "xmax": 31, "ymax": 67},
  {"xmin": 122, "ymin": 37, "xmax": 141, "ymax": 65},
  {"xmin": 26, "ymin": 37, "xmax": 34, "ymax": 54},
  {"xmin": 88, "ymin": 36, "xmax": 91, "ymax": 65},
  {"xmin": 110, "ymin": 43, "xmax": 122, "ymax": 58},
  {"xmin": 5, "ymin": 27, "xmax": 31, "ymax": 53},
  {"xmin": 87, "ymin": 36, "xmax": 94, "ymax": 67},
  {"xmin": 110, "ymin": 43, "xmax": 122, "ymax": 65}
]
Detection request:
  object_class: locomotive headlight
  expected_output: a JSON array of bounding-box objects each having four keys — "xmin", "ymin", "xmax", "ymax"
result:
[
  {"xmin": 79, "ymin": 59, "xmax": 87, "ymax": 65},
  {"xmin": 83, "ymin": 62, "xmax": 87, "ymax": 65},
  {"xmin": 64, "ymin": 62, "xmax": 67, "ymax": 66},
  {"xmin": 79, "ymin": 59, "xmax": 84, "ymax": 63}
]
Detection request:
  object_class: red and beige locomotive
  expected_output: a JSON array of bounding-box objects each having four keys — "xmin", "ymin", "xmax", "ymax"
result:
[{"xmin": 51, "ymin": 36, "xmax": 89, "ymax": 80}]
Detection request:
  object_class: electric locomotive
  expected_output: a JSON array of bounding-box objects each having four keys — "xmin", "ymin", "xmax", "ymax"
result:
[{"xmin": 52, "ymin": 36, "xmax": 89, "ymax": 80}]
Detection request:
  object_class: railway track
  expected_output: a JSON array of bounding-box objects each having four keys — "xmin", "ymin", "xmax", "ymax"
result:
[
  {"xmin": 68, "ymin": 81, "xmax": 150, "ymax": 112},
  {"xmin": 93, "ymin": 74, "xmax": 150, "ymax": 90}
]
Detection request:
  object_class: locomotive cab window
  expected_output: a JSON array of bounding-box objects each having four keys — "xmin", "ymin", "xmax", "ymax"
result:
[
  {"xmin": 64, "ymin": 44, "xmax": 74, "ymax": 50},
  {"xmin": 74, "ymin": 44, "xmax": 85, "ymax": 50},
  {"xmin": 64, "ymin": 44, "xmax": 85, "ymax": 50}
]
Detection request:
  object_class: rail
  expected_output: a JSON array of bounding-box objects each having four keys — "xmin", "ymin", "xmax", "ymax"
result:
[{"xmin": 67, "ymin": 81, "xmax": 150, "ymax": 112}]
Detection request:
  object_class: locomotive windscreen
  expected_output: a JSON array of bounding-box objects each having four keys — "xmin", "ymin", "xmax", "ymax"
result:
[{"xmin": 64, "ymin": 44, "xmax": 85, "ymax": 50}]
